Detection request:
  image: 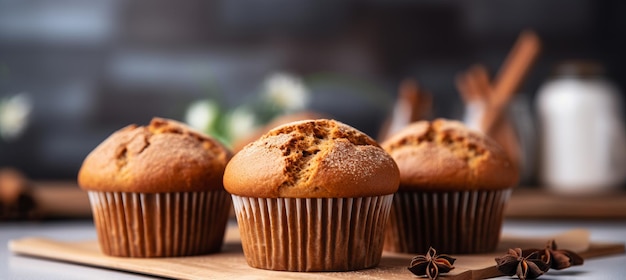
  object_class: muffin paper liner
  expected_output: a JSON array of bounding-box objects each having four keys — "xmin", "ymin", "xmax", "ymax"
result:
[
  {"xmin": 384, "ymin": 189, "xmax": 512, "ymax": 254},
  {"xmin": 88, "ymin": 190, "xmax": 231, "ymax": 257},
  {"xmin": 231, "ymin": 195, "xmax": 394, "ymax": 272}
]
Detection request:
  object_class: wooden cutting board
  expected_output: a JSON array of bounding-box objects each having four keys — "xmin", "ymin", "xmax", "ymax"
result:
[
  {"xmin": 8, "ymin": 226, "xmax": 625, "ymax": 280},
  {"xmin": 504, "ymin": 188, "xmax": 626, "ymax": 219}
]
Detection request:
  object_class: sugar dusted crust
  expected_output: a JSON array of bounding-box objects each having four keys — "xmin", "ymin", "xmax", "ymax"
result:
[
  {"xmin": 382, "ymin": 119, "xmax": 519, "ymax": 191},
  {"xmin": 78, "ymin": 117, "xmax": 232, "ymax": 193},
  {"xmin": 224, "ymin": 119, "xmax": 400, "ymax": 198}
]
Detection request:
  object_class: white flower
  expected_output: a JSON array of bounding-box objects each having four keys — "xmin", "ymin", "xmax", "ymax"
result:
[
  {"xmin": 262, "ymin": 72, "xmax": 309, "ymax": 112},
  {"xmin": 0, "ymin": 93, "xmax": 32, "ymax": 141},
  {"xmin": 185, "ymin": 99, "xmax": 219, "ymax": 132},
  {"xmin": 226, "ymin": 105, "xmax": 258, "ymax": 141}
]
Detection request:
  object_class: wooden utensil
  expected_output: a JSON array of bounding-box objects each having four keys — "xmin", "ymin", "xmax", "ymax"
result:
[{"xmin": 9, "ymin": 226, "xmax": 624, "ymax": 280}]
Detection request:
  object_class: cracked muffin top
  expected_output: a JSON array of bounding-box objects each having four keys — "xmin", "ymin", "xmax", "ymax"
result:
[
  {"xmin": 78, "ymin": 117, "xmax": 231, "ymax": 193},
  {"xmin": 223, "ymin": 119, "xmax": 399, "ymax": 198},
  {"xmin": 381, "ymin": 119, "xmax": 518, "ymax": 191}
]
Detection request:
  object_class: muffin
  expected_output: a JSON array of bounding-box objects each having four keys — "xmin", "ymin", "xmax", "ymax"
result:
[
  {"xmin": 78, "ymin": 117, "xmax": 232, "ymax": 257},
  {"xmin": 224, "ymin": 119, "xmax": 399, "ymax": 271},
  {"xmin": 382, "ymin": 119, "xmax": 518, "ymax": 254},
  {"xmin": 231, "ymin": 111, "xmax": 326, "ymax": 153}
]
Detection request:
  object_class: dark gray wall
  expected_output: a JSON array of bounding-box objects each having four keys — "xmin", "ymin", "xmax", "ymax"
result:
[{"xmin": 0, "ymin": 0, "xmax": 624, "ymax": 179}]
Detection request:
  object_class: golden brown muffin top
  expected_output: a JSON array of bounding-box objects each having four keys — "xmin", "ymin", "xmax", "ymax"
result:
[
  {"xmin": 224, "ymin": 119, "xmax": 400, "ymax": 198},
  {"xmin": 382, "ymin": 119, "xmax": 518, "ymax": 191},
  {"xmin": 78, "ymin": 117, "xmax": 231, "ymax": 193},
  {"xmin": 231, "ymin": 111, "xmax": 326, "ymax": 153}
]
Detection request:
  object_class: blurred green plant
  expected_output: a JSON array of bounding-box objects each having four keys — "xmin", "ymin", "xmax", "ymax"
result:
[
  {"xmin": 0, "ymin": 94, "xmax": 32, "ymax": 142},
  {"xmin": 0, "ymin": 63, "xmax": 32, "ymax": 142},
  {"xmin": 185, "ymin": 72, "xmax": 310, "ymax": 148},
  {"xmin": 185, "ymin": 71, "xmax": 395, "ymax": 149}
]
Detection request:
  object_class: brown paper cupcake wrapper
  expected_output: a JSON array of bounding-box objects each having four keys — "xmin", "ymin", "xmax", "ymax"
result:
[
  {"xmin": 88, "ymin": 190, "xmax": 231, "ymax": 257},
  {"xmin": 384, "ymin": 189, "xmax": 512, "ymax": 254},
  {"xmin": 231, "ymin": 195, "xmax": 394, "ymax": 272}
]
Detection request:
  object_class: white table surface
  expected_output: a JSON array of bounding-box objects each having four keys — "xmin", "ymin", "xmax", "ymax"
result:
[{"xmin": 2, "ymin": 219, "xmax": 626, "ymax": 279}]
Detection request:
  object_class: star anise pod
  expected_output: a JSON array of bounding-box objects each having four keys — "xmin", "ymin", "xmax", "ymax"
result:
[
  {"xmin": 408, "ymin": 247, "xmax": 456, "ymax": 280},
  {"xmin": 523, "ymin": 239, "xmax": 584, "ymax": 270},
  {"xmin": 495, "ymin": 248, "xmax": 549, "ymax": 280}
]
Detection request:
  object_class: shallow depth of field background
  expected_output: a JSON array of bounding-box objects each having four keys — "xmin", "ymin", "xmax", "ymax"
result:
[{"xmin": 0, "ymin": 0, "xmax": 624, "ymax": 183}]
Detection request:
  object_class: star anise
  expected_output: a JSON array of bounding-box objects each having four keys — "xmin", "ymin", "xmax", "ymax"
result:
[
  {"xmin": 408, "ymin": 247, "xmax": 456, "ymax": 280},
  {"xmin": 523, "ymin": 239, "xmax": 584, "ymax": 270},
  {"xmin": 495, "ymin": 248, "xmax": 549, "ymax": 280}
]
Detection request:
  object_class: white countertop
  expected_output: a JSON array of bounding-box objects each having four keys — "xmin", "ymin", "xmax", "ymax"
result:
[{"xmin": 2, "ymin": 219, "xmax": 626, "ymax": 279}]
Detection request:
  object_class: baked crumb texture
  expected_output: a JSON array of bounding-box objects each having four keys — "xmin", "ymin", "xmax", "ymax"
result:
[
  {"xmin": 382, "ymin": 119, "xmax": 518, "ymax": 191},
  {"xmin": 79, "ymin": 117, "xmax": 231, "ymax": 193},
  {"xmin": 267, "ymin": 119, "xmax": 375, "ymax": 190},
  {"xmin": 385, "ymin": 120, "xmax": 487, "ymax": 166},
  {"xmin": 224, "ymin": 119, "xmax": 399, "ymax": 198}
]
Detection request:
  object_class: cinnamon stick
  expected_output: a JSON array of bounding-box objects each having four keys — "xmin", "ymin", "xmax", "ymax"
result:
[
  {"xmin": 482, "ymin": 30, "xmax": 541, "ymax": 134},
  {"xmin": 378, "ymin": 78, "xmax": 431, "ymax": 141},
  {"xmin": 458, "ymin": 64, "xmax": 522, "ymax": 169}
]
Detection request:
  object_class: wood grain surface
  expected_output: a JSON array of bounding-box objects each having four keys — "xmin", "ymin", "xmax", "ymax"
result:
[
  {"xmin": 504, "ymin": 188, "xmax": 626, "ymax": 219},
  {"xmin": 8, "ymin": 225, "xmax": 625, "ymax": 279}
]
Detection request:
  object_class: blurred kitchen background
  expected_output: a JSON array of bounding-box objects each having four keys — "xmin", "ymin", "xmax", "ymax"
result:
[{"xmin": 0, "ymin": 0, "xmax": 625, "ymax": 190}]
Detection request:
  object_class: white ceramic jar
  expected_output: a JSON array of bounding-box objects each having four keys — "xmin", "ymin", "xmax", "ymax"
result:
[{"xmin": 536, "ymin": 61, "xmax": 626, "ymax": 194}]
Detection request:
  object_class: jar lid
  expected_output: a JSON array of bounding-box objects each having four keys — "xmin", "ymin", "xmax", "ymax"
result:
[{"xmin": 553, "ymin": 60, "xmax": 605, "ymax": 78}]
